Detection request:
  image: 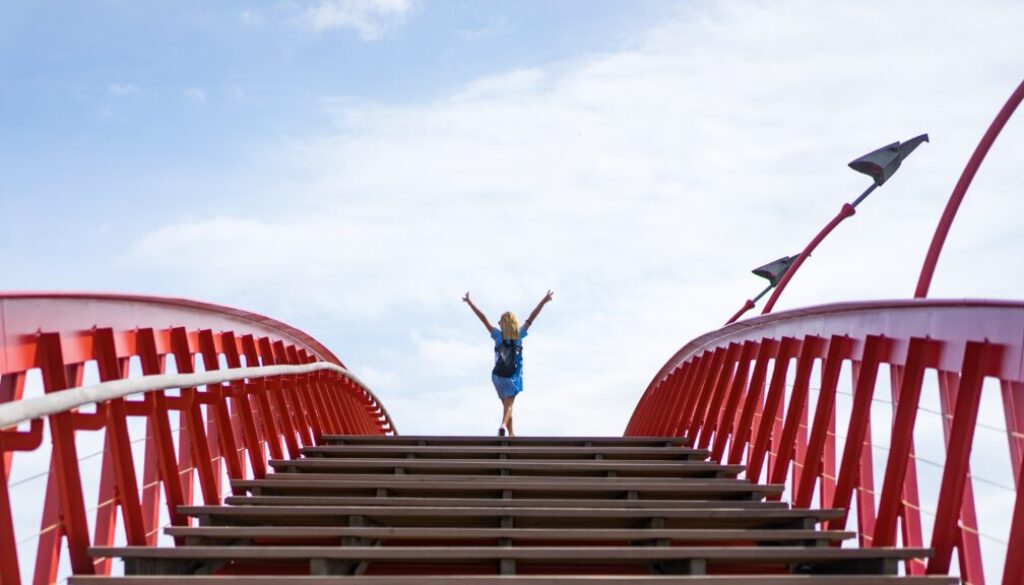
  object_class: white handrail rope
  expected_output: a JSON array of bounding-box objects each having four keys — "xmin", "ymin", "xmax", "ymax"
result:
[{"xmin": 0, "ymin": 362, "xmax": 396, "ymax": 434}]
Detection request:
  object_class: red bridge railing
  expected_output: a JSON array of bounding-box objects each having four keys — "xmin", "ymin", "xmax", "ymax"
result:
[
  {"xmin": 0, "ymin": 293, "xmax": 394, "ymax": 585},
  {"xmin": 626, "ymin": 298, "xmax": 1024, "ymax": 584}
]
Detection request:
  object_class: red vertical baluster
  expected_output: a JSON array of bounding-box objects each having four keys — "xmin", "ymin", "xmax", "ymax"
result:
[
  {"xmin": 664, "ymin": 363, "xmax": 700, "ymax": 438},
  {"xmin": 308, "ymin": 364, "xmax": 340, "ymax": 436},
  {"xmin": 169, "ymin": 328, "xmax": 219, "ymax": 506},
  {"xmin": 827, "ymin": 335, "xmax": 884, "ymax": 531},
  {"xmin": 1, "ymin": 374, "xmax": 26, "ymax": 474},
  {"xmin": 712, "ymin": 341, "xmax": 758, "ymax": 461},
  {"xmin": 794, "ymin": 394, "xmax": 809, "ymax": 498},
  {"xmin": 642, "ymin": 384, "xmax": 664, "ymax": 435},
  {"xmin": 335, "ymin": 376, "xmax": 358, "ymax": 434},
  {"xmin": 0, "ymin": 431, "xmax": 21, "ymax": 585},
  {"xmin": 35, "ymin": 333, "xmax": 94, "ymax": 577},
  {"xmin": 728, "ymin": 341, "xmax": 774, "ymax": 465},
  {"xmin": 938, "ymin": 371, "xmax": 985, "ymax": 583},
  {"xmin": 221, "ymin": 333, "xmax": 267, "ymax": 480},
  {"xmin": 137, "ymin": 328, "xmax": 188, "ymax": 535},
  {"xmin": 34, "ymin": 458, "xmax": 62, "ymax": 585},
  {"xmin": 304, "ymin": 352, "xmax": 342, "ymax": 436},
  {"xmin": 675, "ymin": 352, "xmax": 716, "ymax": 438},
  {"xmin": 197, "ymin": 331, "xmax": 244, "ymax": 490},
  {"xmin": 241, "ymin": 335, "xmax": 285, "ymax": 461},
  {"xmin": 857, "ymin": 409, "xmax": 878, "ymax": 546},
  {"xmin": 288, "ymin": 347, "xmax": 324, "ymax": 443},
  {"xmin": 769, "ymin": 337, "xmax": 821, "ymax": 497},
  {"xmin": 879, "ymin": 358, "xmax": 926, "ymax": 575},
  {"xmin": 822, "ymin": 408, "xmax": 837, "ymax": 510},
  {"xmin": 794, "ymin": 336, "xmax": 847, "ymax": 509},
  {"xmin": 35, "ymin": 364, "xmax": 83, "ymax": 584},
  {"xmin": 1004, "ymin": 454, "xmax": 1024, "ymax": 584},
  {"xmin": 929, "ymin": 360, "xmax": 992, "ymax": 581},
  {"xmin": 652, "ymin": 368, "xmax": 685, "ymax": 437},
  {"xmin": 1001, "ymin": 381, "xmax": 1024, "ymax": 481},
  {"xmin": 747, "ymin": 337, "xmax": 799, "ymax": 484},
  {"xmin": 698, "ymin": 344, "xmax": 741, "ymax": 450},
  {"xmin": 874, "ymin": 338, "xmax": 932, "ymax": 547},
  {"xmin": 274, "ymin": 342, "xmax": 314, "ymax": 446},
  {"xmin": 683, "ymin": 349, "xmax": 726, "ymax": 440},
  {"xmin": 91, "ymin": 328, "xmax": 147, "ymax": 575},
  {"xmin": 636, "ymin": 382, "xmax": 661, "ymax": 435},
  {"xmin": 258, "ymin": 338, "xmax": 301, "ymax": 458}
]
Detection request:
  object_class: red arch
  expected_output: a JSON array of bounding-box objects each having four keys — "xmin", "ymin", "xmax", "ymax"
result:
[{"xmin": 915, "ymin": 78, "xmax": 1024, "ymax": 297}]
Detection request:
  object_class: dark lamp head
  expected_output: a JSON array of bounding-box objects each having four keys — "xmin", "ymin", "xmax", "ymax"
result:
[
  {"xmin": 752, "ymin": 255, "xmax": 799, "ymax": 287},
  {"xmin": 848, "ymin": 133, "xmax": 929, "ymax": 186}
]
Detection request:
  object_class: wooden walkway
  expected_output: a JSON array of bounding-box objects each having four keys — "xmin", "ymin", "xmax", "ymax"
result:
[{"xmin": 71, "ymin": 435, "xmax": 958, "ymax": 584}]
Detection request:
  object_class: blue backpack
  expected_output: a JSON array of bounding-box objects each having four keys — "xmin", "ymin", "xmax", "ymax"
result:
[{"xmin": 493, "ymin": 339, "xmax": 521, "ymax": 378}]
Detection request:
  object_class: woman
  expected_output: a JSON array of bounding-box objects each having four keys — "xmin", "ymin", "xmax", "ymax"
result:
[{"xmin": 462, "ymin": 290, "xmax": 554, "ymax": 437}]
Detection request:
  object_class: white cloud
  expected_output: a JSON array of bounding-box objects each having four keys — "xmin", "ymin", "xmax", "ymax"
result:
[
  {"xmin": 453, "ymin": 69, "xmax": 546, "ymax": 101},
  {"xmin": 183, "ymin": 87, "xmax": 207, "ymax": 103},
  {"xmin": 297, "ymin": 0, "xmax": 417, "ymax": 40},
  {"xmin": 458, "ymin": 16, "xmax": 512, "ymax": 41},
  {"xmin": 108, "ymin": 82, "xmax": 139, "ymax": 96},
  {"xmin": 132, "ymin": 0, "xmax": 1024, "ymax": 447},
  {"xmin": 240, "ymin": 9, "xmax": 264, "ymax": 28}
]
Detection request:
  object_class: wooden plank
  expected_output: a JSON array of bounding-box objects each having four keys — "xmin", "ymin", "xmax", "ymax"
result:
[
  {"xmin": 255, "ymin": 474, "xmax": 773, "ymax": 497},
  {"xmin": 178, "ymin": 504, "xmax": 843, "ymax": 529},
  {"xmin": 302, "ymin": 445, "xmax": 710, "ymax": 461},
  {"xmin": 90, "ymin": 544, "xmax": 932, "ymax": 561},
  {"xmin": 321, "ymin": 435, "xmax": 694, "ymax": 447},
  {"xmin": 222, "ymin": 495, "xmax": 788, "ymax": 509},
  {"xmin": 269, "ymin": 458, "xmax": 743, "ymax": 478},
  {"xmin": 163, "ymin": 525, "xmax": 854, "ymax": 543},
  {"xmin": 235, "ymin": 476, "xmax": 782, "ymax": 496}
]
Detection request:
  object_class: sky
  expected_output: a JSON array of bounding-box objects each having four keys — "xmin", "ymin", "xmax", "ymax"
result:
[
  {"xmin": 3, "ymin": 0, "xmax": 1024, "ymax": 580},
  {"xmin": 5, "ymin": 0, "xmax": 1024, "ymax": 436}
]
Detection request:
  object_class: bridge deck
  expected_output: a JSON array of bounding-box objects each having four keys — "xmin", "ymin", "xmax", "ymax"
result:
[{"xmin": 76, "ymin": 435, "xmax": 955, "ymax": 582}]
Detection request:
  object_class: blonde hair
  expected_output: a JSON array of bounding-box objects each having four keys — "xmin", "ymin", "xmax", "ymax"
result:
[{"xmin": 499, "ymin": 312, "xmax": 520, "ymax": 341}]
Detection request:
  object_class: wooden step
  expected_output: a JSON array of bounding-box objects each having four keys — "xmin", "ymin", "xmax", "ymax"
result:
[
  {"xmin": 301, "ymin": 445, "xmax": 710, "ymax": 461},
  {"xmin": 270, "ymin": 458, "xmax": 743, "ymax": 478},
  {"xmin": 258, "ymin": 473, "xmax": 771, "ymax": 496},
  {"xmin": 89, "ymin": 545, "xmax": 931, "ymax": 576},
  {"xmin": 322, "ymin": 435, "xmax": 693, "ymax": 448},
  {"xmin": 179, "ymin": 504, "xmax": 841, "ymax": 529},
  {"xmin": 164, "ymin": 525, "xmax": 854, "ymax": 546},
  {"xmin": 234, "ymin": 477, "xmax": 781, "ymax": 501},
  {"xmin": 74, "ymin": 435, "xmax": 943, "ymax": 584},
  {"xmin": 223, "ymin": 495, "xmax": 789, "ymax": 509},
  {"xmin": 70, "ymin": 576, "xmax": 961, "ymax": 585}
]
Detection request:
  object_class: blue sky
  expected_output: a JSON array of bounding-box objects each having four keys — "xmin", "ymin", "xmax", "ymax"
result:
[
  {"xmin": 3, "ymin": 1, "xmax": 1024, "ymax": 579},
  {"xmin": 2, "ymin": 0, "xmax": 1023, "ymax": 437},
  {"xmin": 1, "ymin": 0, "xmax": 668, "ymax": 280}
]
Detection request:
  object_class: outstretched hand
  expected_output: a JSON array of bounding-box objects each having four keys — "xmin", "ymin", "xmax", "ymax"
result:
[
  {"xmin": 543, "ymin": 290, "xmax": 554, "ymax": 303},
  {"xmin": 462, "ymin": 292, "xmax": 471, "ymax": 304}
]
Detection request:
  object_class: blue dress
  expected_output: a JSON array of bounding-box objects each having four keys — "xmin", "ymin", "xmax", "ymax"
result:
[{"xmin": 491, "ymin": 327, "xmax": 527, "ymax": 399}]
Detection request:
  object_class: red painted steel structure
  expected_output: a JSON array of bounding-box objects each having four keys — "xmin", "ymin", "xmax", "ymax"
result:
[
  {"xmin": 630, "ymin": 78, "xmax": 1024, "ymax": 584},
  {"xmin": 626, "ymin": 299, "xmax": 1024, "ymax": 584},
  {"xmin": 915, "ymin": 79, "xmax": 1024, "ymax": 298},
  {"xmin": 0, "ymin": 293, "xmax": 393, "ymax": 585}
]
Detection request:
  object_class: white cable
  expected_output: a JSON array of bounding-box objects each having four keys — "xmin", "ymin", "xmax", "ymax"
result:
[{"xmin": 0, "ymin": 362, "xmax": 392, "ymax": 432}]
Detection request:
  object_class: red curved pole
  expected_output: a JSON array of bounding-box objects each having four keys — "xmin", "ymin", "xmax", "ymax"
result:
[
  {"xmin": 760, "ymin": 203, "xmax": 856, "ymax": 314},
  {"xmin": 914, "ymin": 78, "xmax": 1024, "ymax": 298},
  {"xmin": 725, "ymin": 299, "xmax": 756, "ymax": 325}
]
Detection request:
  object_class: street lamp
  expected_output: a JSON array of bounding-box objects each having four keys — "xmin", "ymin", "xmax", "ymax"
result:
[
  {"xmin": 724, "ymin": 256, "xmax": 798, "ymax": 324},
  {"xmin": 725, "ymin": 134, "xmax": 929, "ymax": 325}
]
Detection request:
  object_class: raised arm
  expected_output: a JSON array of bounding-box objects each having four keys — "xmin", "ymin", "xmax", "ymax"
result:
[
  {"xmin": 462, "ymin": 292, "xmax": 494, "ymax": 333},
  {"xmin": 523, "ymin": 290, "xmax": 554, "ymax": 332}
]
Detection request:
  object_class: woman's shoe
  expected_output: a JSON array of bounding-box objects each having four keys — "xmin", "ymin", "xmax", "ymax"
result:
[{"xmin": 498, "ymin": 427, "xmax": 506, "ymax": 437}]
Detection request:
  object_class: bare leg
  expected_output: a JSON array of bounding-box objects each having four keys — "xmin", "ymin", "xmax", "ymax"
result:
[{"xmin": 501, "ymin": 396, "xmax": 516, "ymax": 437}]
